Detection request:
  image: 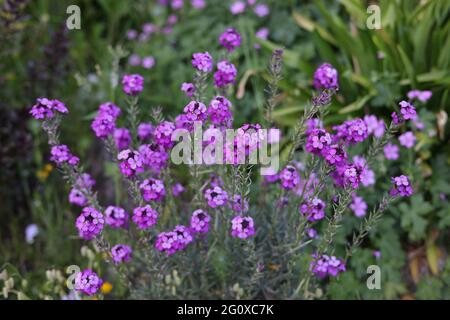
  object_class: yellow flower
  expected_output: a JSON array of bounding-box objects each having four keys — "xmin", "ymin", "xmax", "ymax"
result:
[
  {"xmin": 36, "ymin": 164, "xmax": 53, "ymax": 181},
  {"xmin": 101, "ymin": 282, "xmax": 113, "ymax": 295},
  {"xmin": 44, "ymin": 164, "xmax": 53, "ymax": 173}
]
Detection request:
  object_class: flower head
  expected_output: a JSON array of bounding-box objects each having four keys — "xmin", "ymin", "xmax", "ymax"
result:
[
  {"xmin": 140, "ymin": 178, "xmax": 166, "ymax": 202},
  {"xmin": 137, "ymin": 123, "xmax": 153, "ymax": 141},
  {"xmin": 313, "ymin": 63, "xmax": 338, "ymax": 90},
  {"xmin": 122, "ymin": 74, "xmax": 144, "ymax": 96},
  {"xmin": 111, "ymin": 244, "xmax": 132, "ymax": 264},
  {"xmin": 219, "ymin": 28, "xmax": 241, "ymax": 52},
  {"xmin": 117, "ymin": 149, "xmax": 144, "ymax": 177},
  {"xmin": 306, "ymin": 129, "xmax": 332, "ymax": 155},
  {"xmin": 155, "ymin": 231, "xmax": 178, "ymax": 255},
  {"xmin": 181, "ymin": 82, "xmax": 196, "ymax": 98},
  {"xmin": 390, "ymin": 175, "xmax": 413, "ymax": 197},
  {"xmin": 74, "ymin": 269, "xmax": 102, "ymax": 296},
  {"xmin": 214, "ymin": 60, "xmax": 237, "ymax": 88},
  {"xmin": 384, "ymin": 143, "xmax": 399, "ymax": 160},
  {"xmin": 399, "ymin": 131, "xmax": 416, "ymax": 149},
  {"xmin": 310, "ymin": 254, "xmax": 345, "ymax": 279},
  {"xmin": 350, "ymin": 194, "xmax": 367, "ymax": 217},
  {"xmin": 105, "ymin": 206, "xmax": 129, "ymax": 229},
  {"xmin": 113, "ymin": 128, "xmax": 132, "ymax": 150},
  {"xmin": 204, "ymin": 186, "xmax": 228, "ymax": 208},
  {"xmin": 154, "ymin": 121, "xmax": 176, "ymax": 149},
  {"xmin": 30, "ymin": 98, "xmax": 68, "ymax": 120},
  {"xmin": 279, "ymin": 165, "xmax": 300, "ymax": 190},
  {"xmin": 333, "ymin": 119, "xmax": 368, "ymax": 145},
  {"xmin": 75, "ymin": 207, "xmax": 104, "ymax": 240},
  {"xmin": 300, "ymin": 197, "xmax": 326, "ymax": 222},
  {"xmin": 69, "ymin": 189, "xmax": 88, "ymax": 207},
  {"xmin": 132, "ymin": 205, "xmax": 159, "ymax": 229},
  {"xmin": 50, "ymin": 145, "xmax": 79, "ymax": 166},
  {"xmin": 208, "ymin": 96, "xmax": 233, "ymax": 127},
  {"xmin": 190, "ymin": 209, "xmax": 211, "ymax": 234},
  {"xmin": 192, "ymin": 52, "xmax": 213, "ymax": 73},
  {"xmin": 231, "ymin": 216, "xmax": 255, "ymax": 239},
  {"xmin": 139, "ymin": 143, "xmax": 169, "ymax": 174}
]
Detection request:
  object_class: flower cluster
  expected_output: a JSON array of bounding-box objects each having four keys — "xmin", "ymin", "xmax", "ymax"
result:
[
  {"xmin": 231, "ymin": 216, "xmax": 255, "ymax": 239},
  {"xmin": 91, "ymin": 102, "xmax": 121, "ymax": 139},
  {"xmin": 191, "ymin": 52, "xmax": 213, "ymax": 73},
  {"xmin": 305, "ymin": 129, "xmax": 332, "ymax": 155},
  {"xmin": 207, "ymin": 96, "xmax": 233, "ymax": 127},
  {"xmin": 333, "ymin": 119, "xmax": 368, "ymax": 145},
  {"xmin": 214, "ymin": 60, "xmax": 237, "ymax": 88},
  {"xmin": 75, "ymin": 207, "xmax": 104, "ymax": 240},
  {"xmin": 154, "ymin": 121, "xmax": 176, "ymax": 149},
  {"xmin": 50, "ymin": 145, "xmax": 79, "ymax": 166},
  {"xmin": 300, "ymin": 197, "xmax": 326, "ymax": 222},
  {"xmin": 279, "ymin": 165, "xmax": 300, "ymax": 190},
  {"xmin": 117, "ymin": 149, "xmax": 144, "ymax": 177},
  {"xmin": 138, "ymin": 143, "xmax": 169, "ymax": 174},
  {"xmin": 190, "ymin": 209, "xmax": 211, "ymax": 234},
  {"xmin": 137, "ymin": 122, "xmax": 154, "ymax": 141},
  {"xmin": 105, "ymin": 206, "xmax": 129, "ymax": 229},
  {"xmin": 122, "ymin": 74, "xmax": 144, "ymax": 96},
  {"xmin": 310, "ymin": 254, "xmax": 346, "ymax": 279},
  {"xmin": 219, "ymin": 28, "xmax": 241, "ymax": 52},
  {"xmin": 204, "ymin": 186, "xmax": 228, "ymax": 208},
  {"xmin": 390, "ymin": 175, "xmax": 413, "ymax": 197},
  {"xmin": 74, "ymin": 269, "xmax": 103, "ymax": 296},
  {"xmin": 111, "ymin": 244, "xmax": 133, "ymax": 264},
  {"xmin": 132, "ymin": 205, "xmax": 159, "ymax": 229},
  {"xmin": 313, "ymin": 63, "xmax": 338, "ymax": 90},
  {"xmin": 181, "ymin": 82, "xmax": 196, "ymax": 98},
  {"xmin": 114, "ymin": 128, "xmax": 132, "ymax": 150},
  {"xmin": 30, "ymin": 98, "xmax": 68, "ymax": 120},
  {"xmin": 392, "ymin": 100, "xmax": 417, "ymax": 124},
  {"xmin": 140, "ymin": 178, "xmax": 166, "ymax": 202},
  {"xmin": 155, "ymin": 225, "xmax": 193, "ymax": 255}
]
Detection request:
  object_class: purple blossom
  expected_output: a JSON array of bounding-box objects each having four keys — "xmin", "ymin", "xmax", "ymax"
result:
[
  {"xmin": 310, "ymin": 254, "xmax": 346, "ymax": 279},
  {"xmin": 105, "ymin": 206, "xmax": 129, "ymax": 229},
  {"xmin": 76, "ymin": 173, "xmax": 96, "ymax": 189},
  {"xmin": 155, "ymin": 231, "xmax": 178, "ymax": 255},
  {"xmin": 230, "ymin": 1, "xmax": 245, "ymax": 14},
  {"xmin": 154, "ymin": 121, "xmax": 176, "ymax": 149},
  {"xmin": 408, "ymin": 90, "xmax": 432, "ymax": 102},
  {"xmin": 305, "ymin": 118, "xmax": 323, "ymax": 135},
  {"xmin": 75, "ymin": 207, "xmax": 104, "ymax": 240},
  {"xmin": 191, "ymin": 0, "xmax": 206, "ymax": 9},
  {"xmin": 132, "ymin": 205, "xmax": 159, "ymax": 229},
  {"xmin": 390, "ymin": 175, "xmax": 413, "ymax": 197},
  {"xmin": 69, "ymin": 189, "xmax": 88, "ymax": 207},
  {"xmin": 128, "ymin": 54, "xmax": 141, "ymax": 66},
  {"xmin": 322, "ymin": 144, "xmax": 347, "ymax": 166},
  {"xmin": 343, "ymin": 162, "xmax": 364, "ymax": 189},
  {"xmin": 74, "ymin": 269, "xmax": 102, "ymax": 296},
  {"xmin": 399, "ymin": 101, "xmax": 417, "ymax": 121},
  {"xmin": 208, "ymin": 96, "xmax": 233, "ymax": 127},
  {"xmin": 142, "ymin": 56, "xmax": 155, "ymax": 69},
  {"xmin": 172, "ymin": 183, "xmax": 185, "ymax": 197},
  {"xmin": 313, "ymin": 63, "xmax": 338, "ymax": 90},
  {"xmin": 254, "ymin": 4, "xmax": 269, "ymax": 17},
  {"xmin": 181, "ymin": 82, "xmax": 196, "ymax": 98},
  {"xmin": 279, "ymin": 165, "xmax": 300, "ymax": 190},
  {"xmin": 300, "ymin": 197, "xmax": 326, "ymax": 222},
  {"xmin": 230, "ymin": 194, "xmax": 249, "ymax": 213},
  {"xmin": 30, "ymin": 98, "xmax": 68, "ymax": 120},
  {"xmin": 171, "ymin": 0, "xmax": 183, "ymax": 10},
  {"xmin": 364, "ymin": 115, "xmax": 385, "ymax": 138},
  {"xmin": 231, "ymin": 216, "xmax": 255, "ymax": 239},
  {"xmin": 254, "ymin": 28, "xmax": 269, "ymax": 49},
  {"xmin": 333, "ymin": 119, "xmax": 368, "ymax": 145},
  {"xmin": 122, "ymin": 74, "xmax": 144, "ymax": 96},
  {"xmin": 305, "ymin": 129, "xmax": 332, "ymax": 155},
  {"xmin": 306, "ymin": 228, "xmax": 318, "ymax": 239},
  {"xmin": 91, "ymin": 113, "xmax": 116, "ymax": 139},
  {"xmin": 98, "ymin": 102, "xmax": 121, "ymax": 118},
  {"xmin": 190, "ymin": 209, "xmax": 211, "ymax": 234},
  {"xmin": 111, "ymin": 244, "xmax": 132, "ymax": 264},
  {"xmin": 399, "ymin": 131, "xmax": 416, "ymax": 149},
  {"xmin": 384, "ymin": 143, "xmax": 399, "ymax": 160},
  {"xmin": 219, "ymin": 28, "xmax": 241, "ymax": 52},
  {"xmin": 183, "ymin": 100, "xmax": 207, "ymax": 122},
  {"xmin": 140, "ymin": 178, "xmax": 166, "ymax": 202},
  {"xmin": 117, "ymin": 149, "xmax": 144, "ymax": 177},
  {"xmin": 126, "ymin": 29, "xmax": 138, "ymax": 40},
  {"xmin": 350, "ymin": 194, "xmax": 367, "ymax": 217},
  {"xmin": 173, "ymin": 225, "xmax": 193, "ymax": 250},
  {"xmin": 192, "ymin": 52, "xmax": 213, "ymax": 73},
  {"xmin": 137, "ymin": 123, "xmax": 154, "ymax": 141},
  {"xmin": 214, "ymin": 60, "xmax": 237, "ymax": 88},
  {"xmin": 50, "ymin": 145, "xmax": 79, "ymax": 166},
  {"xmin": 113, "ymin": 128, "xmax": 132, "ymax": 150},
  {"xmin": 204, "ymin": 186, "xmax": 228, "ymax": 208}
]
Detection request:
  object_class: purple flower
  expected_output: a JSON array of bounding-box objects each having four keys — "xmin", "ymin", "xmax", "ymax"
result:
[
  {"xmin": 305, "ymin": 129, "xmax": 332, "ymax": 155},
  {"xmin": 172, "ymin": 183, "xmax": 185, "ymax": 197},
  {"xmin": 399, "ymin": 131, "xmax": 416, "ymax": 149},
  {"xmin": 98, "ymin": 102, "xmax": 121, "ymax": 118},
  {"xmin": 171, "ymin": 0, "xmax": 183, "ymax": 10},
  {"xmin": 231, "ymin": 216, "xmax": 255, "ymax": 239},
  {"xmin": 69, "ymin": 189, "xmax": 88, "ymax": 207},
  {"xmin": 50, "ymin": 145, "xmax": 79, "ymax": 166},
  {"xmin": 105, "ymin": 206, "xmax": 129, "ymax": 229},
  {"xmin": 74, "ymin": 269, "xmax": 102, "ymax": 296},
  {"xmin": 305, "ymin": 118, "xmax": 324, "ymax": 135},
  {"xmin": 142, "ymin": 56, "xmax": 155, "ymax": 69},
  {"xmin": 75, "ymin": 207, "xmax": 104, "ymax": 240},
  {"xmin": 204, "ymin": 186, "xmax": 228, "ymax": 208},
  {"xmin": 343, "ymin": 162, "xmax": 364, "ymax": 189},
  {"xmin": 313, "ymin": 63, "xmax": 338, "ymax": 90},
  {"xmin": 208, "ymin": 96, "xmax": 233, "ymax": 127},
  {"xmin": 384, "ymin": 143, "xmax": 399, "ymax": 160},
  {"xmin": 408, "ymin": 90, "xmax": 432, "ymax": 102},
  {"xmin": 132, "ymin": 205, "xmax": 159, "ymax": 229},
  {"xmin": 353, "ymin": 156, "xmax": 375, "ymax": 187},
  {"xmin": 364, "ymin": 115, "xmax": 385, "ymax": 138},
  {"xmin": 139, "ymin": 143, "xmax": 169, "ymax": 174},
  {"xmin": 279, "ymin": 165, "xmax": 300, "ymax": 190},
  {"xmin": 155, "ymin": 231, "xmax": 178, "ymax": 255},
  {"xmin": 76, "ymin": 173, "xmax": 96, "ymax": 189},
  {"xmin": 254, "ymin": 28, "xmax": 269, "ymax": 49},
  {"xmin": 142, "ymin": 23, "xmax": 156, "ymax": 35},
  {"xmin": 219, "ymin": 28, "xmax": 241, "ymax": 52},
  {"xmin": 111, "ymin": 244, "xmax": 132, "ymax": 264},
  {"xmin": 122, "ymin": 74, "xmax": 144, "ymax": 96},
  {"xmin": 349, "ymin": 194, "xmax": 367, "ymax": 217},
  {"xmin": 128, "ymin": 54, "xmax": 141, "ymax": 66},
  {"xmin": 254, "ymin": 4, "xmax": 269, "ymax": 17},
  {"xmin": 192, "ymin": 52, "xmax": 213, "ymax": 73},
  {"xmin": 399, "ymin": 100, "xmax": 417, "ymax": 121},
  {"xmin": 300, "ymin": 197, "xmax": 326, "ymax": 222},
  {"xmin": 117, "ymin": 149, "xmax": 144, "ymax": 177},
  {"xmin": 137, "ymin": 123, "xmax": 154, "ymax": 141},
  {"xmin": 310, "ymin": 254, "xmax": 346, "ymax": 279},
  {"xmin": 230, "ymin": 194, "xmax": 249, "ymax": 213},
  {"xmin": 154, "ymin": 121, "xmax": 176, "ymax": 149},
  {"xmin": 126, "ymin": 29, "xmax": 138, "ymax": 40},
  {"xmin": 333, "ymin": 118, "xmax": 368, "ymax": 145},
  {"xmin": 230, "ymin": 1, "xmax": 245, "ymax": 14},
  {"xmin": 140, "ymin": 178, "xmax": 166, "ymax": 202},
  {"xmin": 322, "ymin": 144, "xmax": 347, "ymax": 166},
  {"xmin": 181, "ymin": 82, "xmax": 196, "ymax": 98},
  {"xmin": 183, "ymin": 100, "xmax": 207, "ymax": 122},
  {"xmin": 191, "ymin": 0, "xmax": 206, "ymax": 9},
  {"xmin": 173, "ymin": 225, "xmax": 193, "ymax": 250},
  {"xmin": 91, "ymin": 113, "xmax": 116, "ymax": 139},
  {"xmin": 113, "ymin": 128, "xmax": 132, "ymax": 150},
  {"xmin": 30, "ymin": 98, "xmax": 68, "ymax": 120},
  {"xmin": 373, "ymin": 250, "xmax": 381, "ymax": 259},
  {"xmin": 214, "ymin": 60, "xmax": 237, "ymax": 88},
  {"xmin": 306, "ymin": 228, "xmax": 318, "ymax": 239},
  {"xmin": 390, "ymin": 175, "xmax": 413, "ymax": 197},
  {"xmin": 190, "ymin": 209, "xmax": 211, "ymax": 233}
]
